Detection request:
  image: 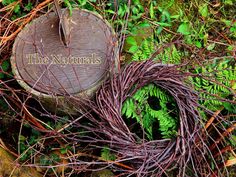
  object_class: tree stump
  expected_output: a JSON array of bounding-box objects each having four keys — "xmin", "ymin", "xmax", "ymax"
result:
[{"xmin": 11, "ymin": 9, "xmax": 118, "ymax": 114}]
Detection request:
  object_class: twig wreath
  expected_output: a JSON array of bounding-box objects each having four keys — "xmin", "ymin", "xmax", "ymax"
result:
[{"xmin": 80, "ymin": 59, "xmax": 204, "ymax": 176}]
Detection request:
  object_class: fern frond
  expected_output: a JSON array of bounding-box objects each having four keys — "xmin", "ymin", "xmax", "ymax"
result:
[
  {"xmin": 122, "ymin": 84, "xmax": 178, "ymax": 140},
  {"xmin": 191, "ymin": 58, "xmax": 235, "ymax": 111}
]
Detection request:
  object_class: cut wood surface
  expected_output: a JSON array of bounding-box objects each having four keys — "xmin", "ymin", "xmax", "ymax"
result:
[{"xmin": 11, "ymin": 8, "xmax": 118, "ymax": 96}]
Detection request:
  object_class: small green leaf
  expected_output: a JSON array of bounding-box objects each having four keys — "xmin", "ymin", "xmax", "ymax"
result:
[
  {"xmin": 132, "ymin": 6, "xmax": 139, "ymax": 15},
  {"xmin": 207, "ymin": 43, "xmax": 215, "ymax": 51},
  {"xmin": 199, "ymin": 3, "xmax": 208, "ymax": 17},
  {"xmin": 230, "ymin": 26, "xmax": 236, "ymax": 33},
  {"xmin": 50, "ymin": 153, "xmax": 60, "ymax": 162},
  {"xmin": 126, "ymin": 36, "xmax": 137, "ymax": 46},
  {"xmin": 65, "ymin": 0, "xmax": 73, "ymax": 16},
  {"xmin": 221, "ymin": 19, "xmax": 231, "ymax": 27},
  {"xmin": 25, "ymin": 2, "xmax": 33, "ymax": 11},
  {"xmin": 224, "ymin": 0, "xmax": 233, "ymax": 5},
  {"xmin": 1, "ymin": 60, "xmax": 10, "ymax": 72},
  {"xmin": 150, "ymin": 2, "xmax": 154, "ymax": 19},
  {"xmin": 230, "ymin": 135, "xmax": 236, "ymax": 146},
  {"xmin": 203, "ymin": 33, "xmax": 208, "ymax": 46},
  {"xmin": 0, "ymin": 73, "xmax": 4, "ymax": 79},
  {"xmin": 105, "ymin": 9, "xmax": 115, "ymax": 14},
  {"xmin": 128, "ymin": 45, "xmax": 139, "ymax": 54},
  {"xmin": 177, "ymin": 23, "xmax": 190, "ymax": 35},
  {"xmin": 156, "ymin": 22, "xmax": 171, "ymax": 27},
  {"xmin": 19, "ymin": 135, "xmax": 26, "ymax": 141},
  {"xmin": 170, "ymin": 14, "xmax": 180, "ymax": 19},
  {"xmin": 138, "ymin": 22, "xmax": 151, "ymax": 28},
  {"xmin": 78, "ymin": 0, "xmax": 87, "ymax": 6},
  {"xmin": 227, "ymin": 45, "xmax": 234, "ymax": 51},
  {"xmin": 2, "ymin": 0, "xmax": 8, "ymax": 5},
  {"xmin": 101, "ymin": 147, "xmax": 116, "ymax": 161},
  {"xmin": 0, "ymin": 99, "xmax": 8, "ymax": 110},
  {"xmin": 223, "ymin": 102, "xmax": 234, "ymax": 113},
  {"xmin": 2, "ymin": 0, "xmax": 14, "ymax": 6},
  {"xmin": 60, "ymin": 148, "xmax": 67, "ymax": 154},
  {"xmin": 232, "ymin": 82, "xmax": 236, "ymax": 90},
  {"xmin": 118, "ymin": 5, "xmax": 127, "ymax": 17},
  {"xmin": 156, "ymin": 26, "xmax": 163, "ymax": 35},
  {"xmin": 162, "ymin": 10, "xmax": 171, "ymax": 23},
  {"xmin": 14, "ymin": 4, "xmax": 20, "ymax": 13},
  {"xmin": 195, "ymin": 41, "xmax": 202, "ymax": 48}
]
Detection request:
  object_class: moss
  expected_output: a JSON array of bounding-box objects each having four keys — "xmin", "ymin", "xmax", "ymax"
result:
[{"xmin": 0, "ymin": 147, "xmax": 42, "ymax": 177}]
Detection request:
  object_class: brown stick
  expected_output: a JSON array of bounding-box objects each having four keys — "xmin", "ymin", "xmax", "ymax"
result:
[
  {"xmin": 205, "ymin": 108, "xmax": 223, "ymax": 129},
  {"xmin": 0, "ymin": 0, "xmax": 53, "ymax": 43},
  {"xmin": 210, "ymin": 123, "xmax": 236, "ymax": 150}
]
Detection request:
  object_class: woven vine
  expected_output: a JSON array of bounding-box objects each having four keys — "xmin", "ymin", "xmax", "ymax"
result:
[{"xmin": 79, "ymin": 59, "xmax": 208, "ymax": 176}]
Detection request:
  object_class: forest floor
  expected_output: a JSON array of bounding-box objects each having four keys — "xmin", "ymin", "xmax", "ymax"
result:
[{"xmin": 0, "ymin": 0, "xmax": 236, "ymax": 176}]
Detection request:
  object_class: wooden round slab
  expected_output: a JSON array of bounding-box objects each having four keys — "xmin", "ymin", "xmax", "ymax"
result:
[{"xmin": 11, "ymin": 9, "xmax": 118, "ymax": 96}]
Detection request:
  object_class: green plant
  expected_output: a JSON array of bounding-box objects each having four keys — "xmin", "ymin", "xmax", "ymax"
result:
[
  {"xmin": 0, "ymin": 60, "xmax": 11, "ymax": 111},
  {"xmin": 190, "ymin": 59, "xmax": 236, "ymax": 112},
  {"xmin": 189, "ymin": 59, "xmax": 236, "ymax": 151},
  {"xmin": 2, "ymin": 0, "xmax": 33, "ymax": 20},
  {"xmin": 126, "ymin": 33, "xmax": 182, "ymax": 64},
  {"xmin": 122, "ymin": 23, "xmax": 183, "ymax": 140},
  {"xmin": 155, "ymin": 43, "xmax": 182, "ymax": 64},
  {"xmin": 39, "ymin": 153, "xmax": 60, "ymax": 166},
  {"xmin": 0, "ymin": 99, "xmax": 8, "ymax": 111},
  {"xmin": 122, "ymin": 84, "xmax": 178, "ymax": 140},
  {"xmin": 100, "ymin": 147, "xmax": 116, "ymax": 161},
  {"xmin": 19, "ymin": 128, "xmax": 41, "ymax": 161},
  {"xmin": 0, "ymin": 60, "xmax": 10, "ymax": 79},
  {"xmin": 174, "ymin": 2, "xmax": 212, "ymax": 48},
  {"xmin": 2, "ymin": 0, "xmax": 20, "ymax": 13},
  {"xmin": 127, "ymin": 36, "xmax": 154, "ymax": 60},
  {"xmin": 19, "ymin": 121, "xmax": 70, "ymax": 167},
  {"xmin": 152, "ymin": 1, "xmax": 175, "ymax": 35}
]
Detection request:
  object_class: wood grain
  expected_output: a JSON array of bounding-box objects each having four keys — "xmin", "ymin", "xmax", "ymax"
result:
[{"xmin": 12, "ymin": 9, "xmax": 117, "ymax": 95}]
